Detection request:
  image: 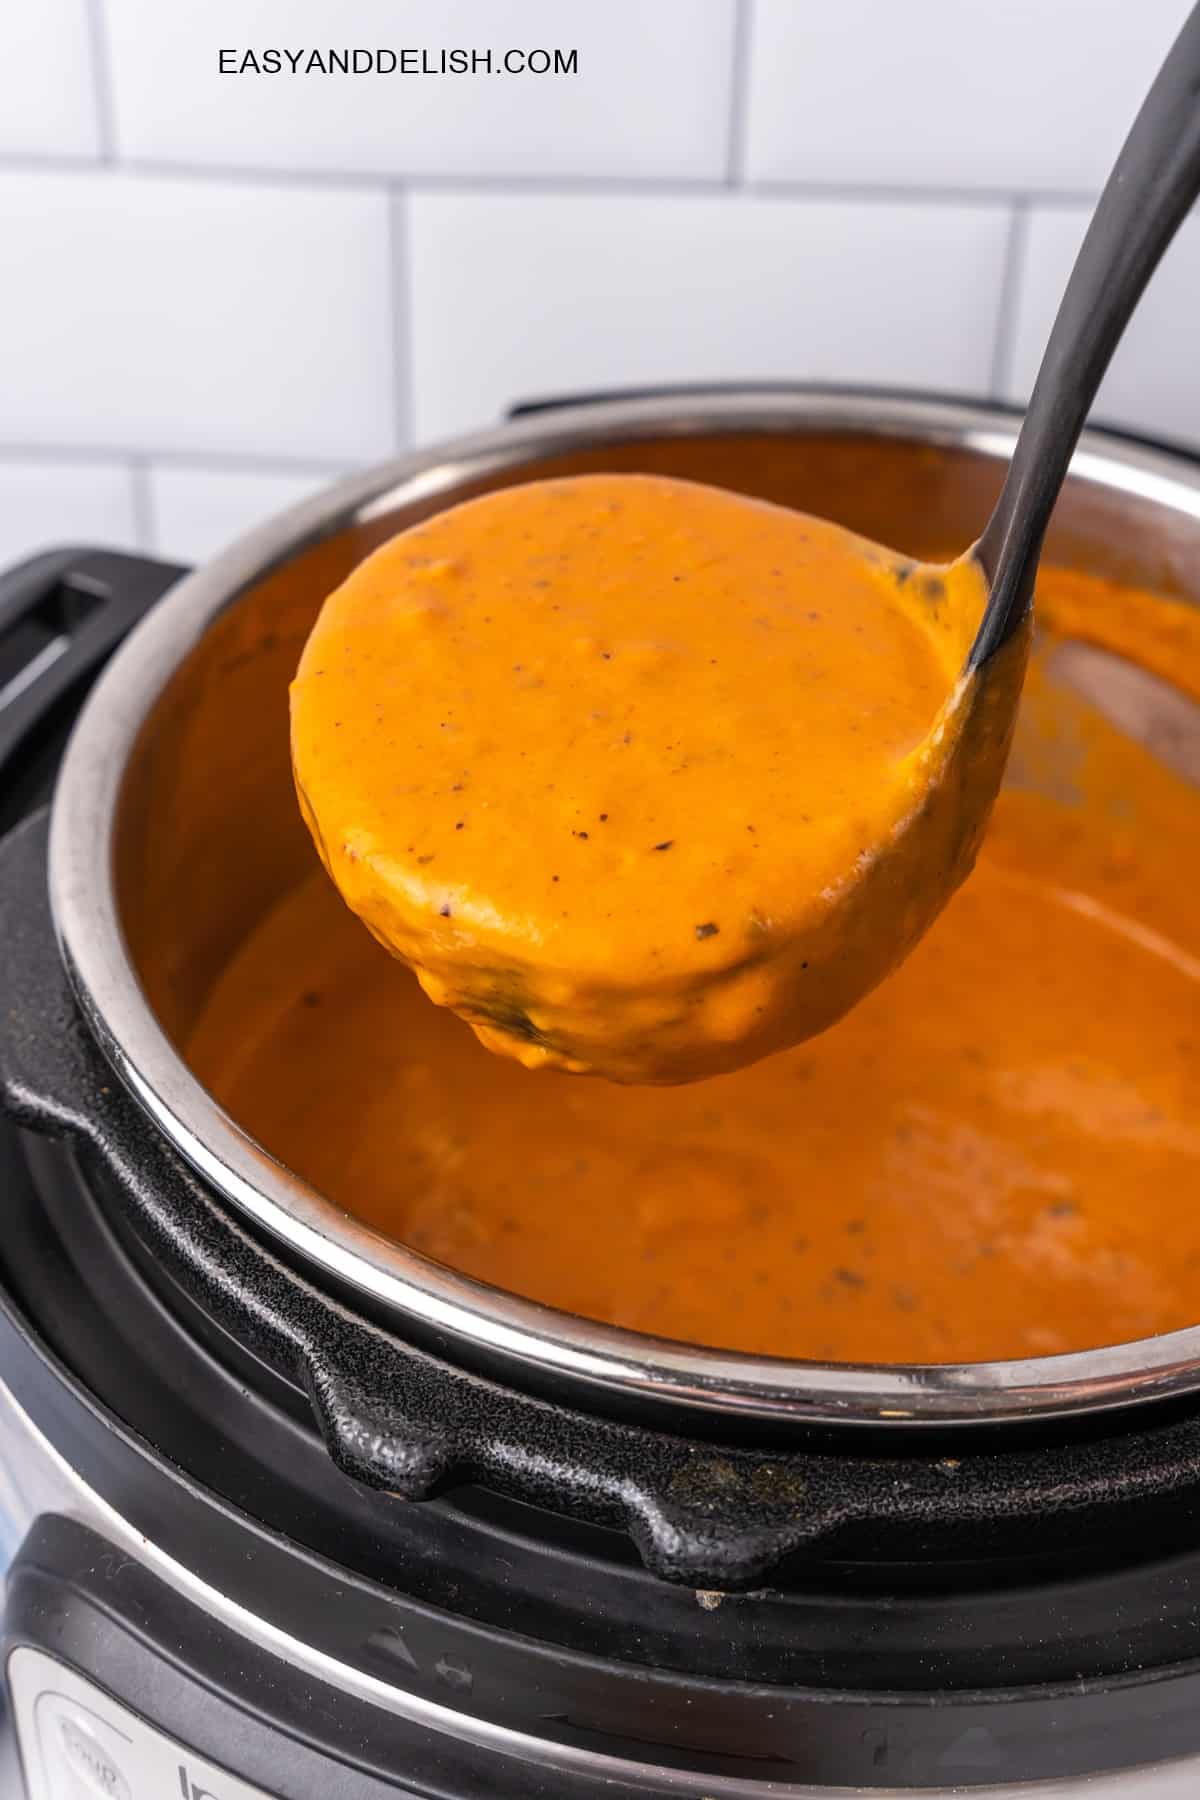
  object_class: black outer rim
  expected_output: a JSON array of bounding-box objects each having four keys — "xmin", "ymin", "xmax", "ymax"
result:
[
  {"xmin": 16, "ymin": 801, "xmax": 1200, "ymax": 1603},
  {"xmin": 8, "ymin": 792, "xmax": 1200, "ymax": 1785},
  {"xmin": 9, "ymin": 1120, "xmax": 1200, "ymax": 1790}
]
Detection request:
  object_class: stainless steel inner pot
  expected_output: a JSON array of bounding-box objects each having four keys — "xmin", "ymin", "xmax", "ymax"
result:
[{"xmin": 48, "ymin": 388, "xmax": 1200, "ymax": 1430}]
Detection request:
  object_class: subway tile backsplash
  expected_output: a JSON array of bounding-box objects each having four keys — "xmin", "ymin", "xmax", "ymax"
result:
[
  {"xmin": 0, "ymin": 0, "xmax": 1196, "ymax": 565},
  {"xmin": 1006, "ymin": 206, "xmax": 1200, "ymax": 450},
  {"xmin": 103, "ymin": 0, "xmax": 738, "ymax": 181},
  {"xmin": 145, "ymin": 463, "xmax": 345, "ymax": 563},
  {"xmin": 0, "ymin": 455, "xmax": 138, "ymax": 568},
  {"xmin": 408, "ymin": 192, "xmax": 1011, "ymax": 439},
  {"xmin": 0, "ymin": 169, "xmax": 397, "ymax": 463},
  {"xmin": 0, "ymin": 0, "xmax": 100, "ymax": 160},
  {"xmin": 743, "ymin": 0, "xmax": 1194, "ymax": 194}
]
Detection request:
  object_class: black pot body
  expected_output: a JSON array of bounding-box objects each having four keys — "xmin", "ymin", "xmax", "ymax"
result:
[{"xmin": 2, "ymin": 395, "xmax": 1200, "ymax": 1796}]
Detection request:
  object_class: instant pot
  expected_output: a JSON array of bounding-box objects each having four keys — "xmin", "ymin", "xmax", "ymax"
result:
[{"xmin": 2, "ymin": 389, "xmax": 1200, "ymax": 1798}]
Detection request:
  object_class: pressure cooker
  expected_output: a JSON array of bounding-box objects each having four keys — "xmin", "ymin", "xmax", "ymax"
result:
[{"xmin": 1, "ymin": 387, "xmax": 1200, "ymax": 1798}]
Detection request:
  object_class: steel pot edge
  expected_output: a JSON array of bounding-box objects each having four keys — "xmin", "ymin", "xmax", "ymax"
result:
[{"xmin": 45, "ymin": 386, "xmax": 1200, "ymax": 1431}]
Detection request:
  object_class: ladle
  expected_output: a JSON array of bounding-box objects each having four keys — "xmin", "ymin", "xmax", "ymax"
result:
[
  {"xmin": 291, "ymin": 3, "xmax": 1200, "ymax": 1086},
  {"xmin": 969, "ymin": 0, "xmax": 1200, "ymax": 667}
]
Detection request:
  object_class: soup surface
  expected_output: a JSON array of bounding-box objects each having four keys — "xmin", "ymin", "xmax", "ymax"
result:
[
  {"xmin": 192, "ymin": 567, "xmax": 1200, "ymax": 1364},
  {"xmin": 290, "ymin": 474, "xmax": 1003, "ymax": 1084}
]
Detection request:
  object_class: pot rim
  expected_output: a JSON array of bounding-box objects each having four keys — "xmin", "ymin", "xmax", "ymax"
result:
[{"xmin": 47, "ymin": 386, "xmax": 1200, "ymax": 1429}]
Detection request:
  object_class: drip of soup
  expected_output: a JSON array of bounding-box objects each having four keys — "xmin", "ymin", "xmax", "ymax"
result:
[
  {"xmin": 290, "ymin": 474, "xmax": 1008, "ymax": 1084},
  {"xmin": 193, "ymin": 568, "xmax": 1199, "ymax": 1364}
]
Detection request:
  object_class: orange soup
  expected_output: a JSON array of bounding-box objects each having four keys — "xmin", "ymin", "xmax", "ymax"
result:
[
  {"xmin": 193, "ymin": 568, "xmax": 1199, "ymax": 1364},
  {"xmin": 291, "ymin": 475, "xmax": 1007, "ymax": 1084}
]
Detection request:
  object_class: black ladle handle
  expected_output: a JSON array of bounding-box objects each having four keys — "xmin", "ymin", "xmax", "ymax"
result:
[{"xmin": 972, "ymin": 1, "xmax": 1200, "ymax": 669}]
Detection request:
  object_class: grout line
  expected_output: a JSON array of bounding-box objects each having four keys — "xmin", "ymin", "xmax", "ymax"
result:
[
  {"xmin": 0, "ymin": 151, "xmax": 102, "ymax": 175},
  {"xmin": 0, "ymin": 153, "xmax": 722, "ymax": 198},
  {"xmin": 989, "ymin": 201, "xmax": 1032, "ymax": 399},
  {"xmin": 112, "ymin": 161, "xmax": 733, "ymax": 197},
  {"xmin": 0, "ymin": 150, "xmax": 1099, "ymax": 211},
  {"xmin": 725, "ymin": 0, "xmax": 754, "ymax": 185},
  {"xmin": 83, "ymin": 0, "xmax": 119, "ymax": 160},
  {"xmin": 387, "ymin": 188, "xmax": 414, "ymax": 449},
  {"xmin": 404, "ymin": 174, "xmax": 733, "ymax": 197},
  {"xmin": 745, "ymin": 180, "xmax": 1094, "ymax": 209},
  {"xmin": 128, "ymin": 456, "xmax": 155, "ymax": 552},
  {"xmin": 0, "ymin": 442, "xmax": 356, "ymax": 477},
  {"xmin": 120, "ymin": 155, "xmax": 391, "ymax": 196},
  {"xmin": 0, "ymin": 151, "xmax": 390, "ymax": 197},
  {"xmin": 403, "ymin": 176, "xmax": 1096, "ymax": 208}
]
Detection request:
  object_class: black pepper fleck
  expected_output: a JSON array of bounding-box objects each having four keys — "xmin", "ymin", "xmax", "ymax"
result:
[
  {"xmin": 695, "ymin": 922, "xmax": 719, "ymax": 940},
  {"xmin": 653, "ymin": 840, "xmax": 674, "ymax": 852}
]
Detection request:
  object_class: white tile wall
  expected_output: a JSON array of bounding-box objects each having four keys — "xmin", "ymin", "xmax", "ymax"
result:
[
  {"xmin": 408, "ymin": 192, "xmax": 1011, "ymax": 439},
  {"xmin": 744, "ymin": 0, "xmax": 1194, "ymax": 193},
  {"xmin": 103, "ymin": 0, "xmax": 738, "ymax": 181},
  {"xmin": 0, "ymin": 169, "xmax": 397, "ymax": 463},
  {"xmin": 1006, "ymin": 206, "xmax": 1200, "ymax": 450},
  {"xmin": 0, "ymin": 1, "xmax": 1197, "ymax": 568},
  {"xmin": 0, "ymin": 456, "xmax": 137, "ymax": 567},
  {"xmin": 145, "ymin": 463, "xmax": 343, "ymax": 561},
  {"xmin": 0, "ymin": 0, "xmax": 101, "ymax": 160}
]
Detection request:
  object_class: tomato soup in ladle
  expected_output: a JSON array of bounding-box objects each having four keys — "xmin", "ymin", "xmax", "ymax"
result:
[{"xmin": 290, "ymin": 475, "xmax": 1017, "ymax": 1083}]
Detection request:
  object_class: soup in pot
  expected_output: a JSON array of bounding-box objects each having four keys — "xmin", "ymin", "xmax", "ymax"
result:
[{"xmin": 188, "ymin": 565, "xmax": 1200, "ymax": 1366}]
